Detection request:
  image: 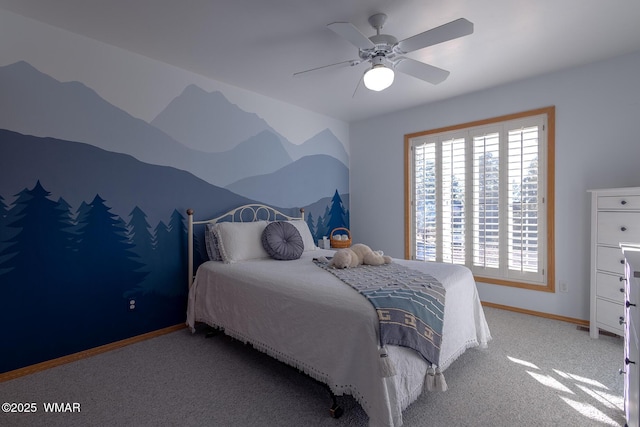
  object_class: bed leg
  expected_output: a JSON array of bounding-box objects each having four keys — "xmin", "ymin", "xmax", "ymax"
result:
[
  {"xmin": 297, "ymin": 370, "xmax": 344, "ymax": 419},
  {"xmin": 327, "ymin": 389, "xmax": 343, "ymax": 419}
]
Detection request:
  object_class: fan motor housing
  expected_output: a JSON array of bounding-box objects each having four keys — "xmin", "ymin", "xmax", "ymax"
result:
[{"xmin": 360, "ymin": 34, "xmax": 397, "ymax": 60}]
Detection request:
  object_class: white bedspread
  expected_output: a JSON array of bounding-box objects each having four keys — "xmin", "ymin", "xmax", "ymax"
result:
[{"xmin": 187, "ymin": 250, "xmax": 491, "ymax": 427}]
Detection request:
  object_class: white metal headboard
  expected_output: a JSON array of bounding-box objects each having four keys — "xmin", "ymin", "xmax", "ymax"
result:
[{"xmin": 186, "ymin": 204, "xmax": 305, "ymax": 288}]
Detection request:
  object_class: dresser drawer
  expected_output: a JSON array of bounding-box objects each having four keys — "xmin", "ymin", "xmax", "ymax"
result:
[
  {"xmin": 598, "ymin": 195, "xmax": 640, "ymax": 210},
  {"xmin": 596, "ymin": 271, "xmax": 625, "ymax": 302},
  {"xmin": 597, "ymin": 212, "xmax": 640, "ymax": 245},
  {"xmin": 597, "ymin": 245, "xmax": 626, "ymax": 274},
  {"xmin": 596, "ymin": 298, "xmax": 624, "ymax": 335}
]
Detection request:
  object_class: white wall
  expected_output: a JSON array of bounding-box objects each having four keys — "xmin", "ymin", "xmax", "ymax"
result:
[{"xmin": 349, "ymin": 50, "xmax": 640, "ymax": 321}]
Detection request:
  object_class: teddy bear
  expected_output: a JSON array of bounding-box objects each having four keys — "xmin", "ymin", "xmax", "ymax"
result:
[{"xmin": 328, "ymin": 243, "xmax": 392, "ymax": 269}]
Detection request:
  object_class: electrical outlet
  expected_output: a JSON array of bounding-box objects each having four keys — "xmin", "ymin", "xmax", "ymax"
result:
[{"xmin": 559, "ymin": 282, "xmax": 568, "ymax": 293}]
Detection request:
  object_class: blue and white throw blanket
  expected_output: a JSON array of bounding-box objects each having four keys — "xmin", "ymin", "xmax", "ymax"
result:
[{"xmin": 314, "ymin": 260, "xmax": 446, "ymax": 367}]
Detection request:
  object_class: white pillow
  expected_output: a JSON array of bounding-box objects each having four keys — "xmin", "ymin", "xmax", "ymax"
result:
[
  {"xmin": 215, "ymin": 221, "xmax": 270, "ymax": 263},
  {"xmin": 287, "ymin": 220, "xmax": 316, "ymax": 251}
]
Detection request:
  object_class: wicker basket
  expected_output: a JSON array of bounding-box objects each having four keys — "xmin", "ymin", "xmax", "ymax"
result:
[{"xmin": 330, "ymin": 227, "xmax": 352, "ymax": 248}]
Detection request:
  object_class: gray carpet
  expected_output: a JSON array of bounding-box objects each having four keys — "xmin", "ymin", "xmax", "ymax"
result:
[{"xmin": 0, "ymin": 307, "xmax": 627, "ymax": 427}]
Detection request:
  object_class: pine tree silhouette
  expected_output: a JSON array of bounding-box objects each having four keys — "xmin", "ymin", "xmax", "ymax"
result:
[
  {"xmin": 74, "ymin": 194, "xmax": 146, "ymax": 298},
  {"xmin": 150, "ymin": 217, "xmax": 185, "ymax": 296},
  {"xmin": 115, "ymin": 216, "xmax": 128, "ymax": 238},
  {"xmin": 0, "ymin": 194, "xmax": 10, "ymax": 261},
  {"xmin": 0, "ymin": 181, "xmax": 76, "ymax": 285},
  {"xmin": 324, "ymin": 190, "xmax": 349, "ymax": 236},
  {"xmin": 56, "ymin": 197, "xmax": 77, "ymax": 246},
  {"xmin": 0, "ymin": 183, "xmax": 188, "ymax": 373},
  {"xmin": 52, "ymin": 196, "xmax": 80, "ymax": 279},
  {"xmin": 128, "ymin": 206, "xmax": 154, "ymax": 264},
  {"xmin": 0, "ymin": 186, "xmax": 33, "ymax": 269},
  {"xmin": 127, "ymin": 219, "xmax": 170, "ymax": 297},
  {"xmin": 0, "ymin": 181, "xmax": 80, "ymax": 371},
  {"xmin": 315, "ymin": 213, "xmax": 327, "ymax": 241},
  {"xmin": 153, "ymin": 220, "xmax": 170, "ymax": 251},
  {"xmin": 73, "ymin": 201, "xmax": 91, "ymax": 232},
  {"xmin": 305, "ymin": 211, "xmax": 316, "ymax": 242},
  {"xmin": 0, "ymin": 194, "xmax": 8, "ymax": 226},
  {"xmin": 121, "ymin": 206, "xmax": 154, "ymax": 298},
  {"xmin": 165, "ymin": 209, "xmax": 187, "ymax": 297}
]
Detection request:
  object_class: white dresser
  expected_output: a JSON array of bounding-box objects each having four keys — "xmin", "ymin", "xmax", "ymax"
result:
[
  {"xmin": 621, "ymin": 243, "xmax": 640, "ymax": 427},
  {"xmin": 589, "ymin": 187, "xmax": 640, "ymax": 339}
]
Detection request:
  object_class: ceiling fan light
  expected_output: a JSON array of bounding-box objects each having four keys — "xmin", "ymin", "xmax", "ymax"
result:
[{"xmin": 363, "ymin": 64, "xmax": 394, "ymax": 91}]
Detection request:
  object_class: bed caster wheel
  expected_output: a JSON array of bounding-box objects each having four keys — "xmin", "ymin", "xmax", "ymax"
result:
[{"xmin": 329, "ymin": 403, "xmax": 343, "ymax": 419}]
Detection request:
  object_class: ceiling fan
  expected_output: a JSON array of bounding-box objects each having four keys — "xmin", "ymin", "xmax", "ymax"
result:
[{"xmin": 294, "ymin": 13, "xmax": 473, "ymax": 93}]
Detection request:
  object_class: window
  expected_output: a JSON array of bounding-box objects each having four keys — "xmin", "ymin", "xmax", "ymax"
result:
[{"xmin": 405, "ymin": 107, "xmax": 555, "ymax": 291}]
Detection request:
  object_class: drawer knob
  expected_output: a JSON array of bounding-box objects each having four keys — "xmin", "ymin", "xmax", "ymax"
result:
[
  {"xmin": 620, "ymin": 287, "xmax": 625, "ymax": 293},
  {"xmin": 620, "ymin": 316, "xmax": 626, "ymax": 325},
  {"xmin": 627, "ymin": 301, "xmax": 637, "ymax": 308},
  {"xmin": 621, "ymin": 226, "xmax": 627, "ymax": 232},
  {"xmin": 621, "ymin": 200, "xmax": 627, "ymax": 205},
  {"xmin": 626, "ymin": 357, "xmax": 636, "ymax": 365},
  {"xmin": 620, "ymin": 368, "xmax": 627, "ymax": 375},
  {"xmin": 621, "ymin": 259, "xmax": 626, "ymax": 264}
]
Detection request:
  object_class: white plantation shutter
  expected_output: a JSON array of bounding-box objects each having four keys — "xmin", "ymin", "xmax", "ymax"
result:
[
  {"xmin": 441, "ymin": 137, "xmax": 466, "ymax": 265},
  {"xmin": 408, "ymin": 110, "xmax": 550, "ymax": 287},
  {"xmin": 472, "ymin": 130, "xmax": 500, "ymax": 271},
  {"xmin": 506, "ymin": 122, "xmax": 545, "ymax": 282},
  {"xmin": 413, "ymin": 141, "xmax": 437, "ymax": 262}
]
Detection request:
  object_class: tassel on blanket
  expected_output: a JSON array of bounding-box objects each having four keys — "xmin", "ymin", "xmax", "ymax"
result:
[
  {"xmin": 379, "ymin": 347, "xmax": 396, "ymax": 377},
  {"xmin": 425, "ymin": 365, "xmax": 447, "ymax": 391},
  {"xmin": 434, "ymin": 368, "xmax": 448, "ymax": 391},
  {"xmin": 425, "ymin": 366, "xmax": 435, "ymax": 391}
]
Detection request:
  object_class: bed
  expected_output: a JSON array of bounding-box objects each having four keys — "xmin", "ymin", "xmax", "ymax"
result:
[{"xmin": 186, "ymin": 204, "xmax": 491, "ymax": 427}]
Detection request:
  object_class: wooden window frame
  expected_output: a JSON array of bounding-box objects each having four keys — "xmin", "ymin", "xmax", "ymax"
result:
[{"xmin": 404, "ymin": 106, "xmax": 555, "ymax": 292}]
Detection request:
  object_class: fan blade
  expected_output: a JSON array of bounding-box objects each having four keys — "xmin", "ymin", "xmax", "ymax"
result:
[
  {"xmin": 396, "ymin": 18, "xmax": 473, "ymax": 54},
  {"xmin": 293, "ymin": 59, "xmax": 361, "ymax": 78},
  {"xmin": 395, "ymin": 57, "xmax": 450, "ymax": 85},
  {"xmin": 327, "ymin": 22, "xmax": 375, "ymax": 50}
]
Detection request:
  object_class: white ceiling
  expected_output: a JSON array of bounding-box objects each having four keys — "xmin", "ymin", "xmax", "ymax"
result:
[{"xmin": 1, "ymin": 0, "xmax": 640, "ymax": 123}]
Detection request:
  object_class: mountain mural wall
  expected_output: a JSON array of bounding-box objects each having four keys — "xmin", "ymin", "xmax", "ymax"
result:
[
  {"xmin": 0, "ymin": 58, "xmax": 349, "ymax": 374},
  {"xmin": 0, "ymin": 61, "xmax": 348, "ymax": 190},
  {"xmin": 151, "ymin": 84, "xmax": 350, "ymax": 166},
  {"xmin": 226, "ymin": 154, "xmax": 349, "ymax": 207},
  {"xmin": 151, "ymin": 84, "xmax": 284, "ymax": 153}
]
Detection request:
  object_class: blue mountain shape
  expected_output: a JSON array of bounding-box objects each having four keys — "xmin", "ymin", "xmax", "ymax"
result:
[
  {"xmin": 151, "ymin": 84, "xmax": 276, "ymax": 153},
  {"xmin": 150, "ymin": 84, "xmax": 349, "ymax": 166},
  {"xmin": 0, "ymin": 61, "xmax": 190, "ymax": 162},
  {"xmin": 0, "ymin": 61, "xmax": 292, "ymax": 187},
  {"xmin": 0, "ymin": 129, "xmax": 256, "ymax": 228},
  {"xmin": 225, "ymin": 154, "xmax": 349, "ymax": 207},
  {"xmin": 213, "ymin": 129, "xmax": 293, "ymax": 186},
  {"xmin": 285, "ymin": 128, "xmax": 349, "ymax": 167}
]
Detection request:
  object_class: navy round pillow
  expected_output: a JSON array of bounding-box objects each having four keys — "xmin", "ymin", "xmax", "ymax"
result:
[{"xmin": 262, "ymin": 221, "xmax": 304, "ymax": 260}]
